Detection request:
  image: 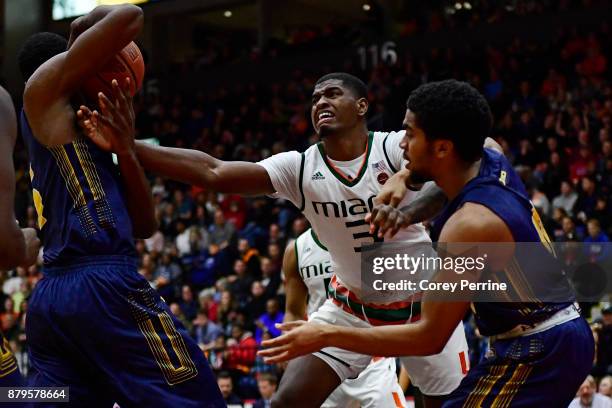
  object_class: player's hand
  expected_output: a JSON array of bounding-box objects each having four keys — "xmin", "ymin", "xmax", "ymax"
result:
[
  {"xmin": 258, "ymin": 321, "xmax": 328, "ymax": 363},
  {"xmin": 77, "ymin": 77, "xmax": 136, "ymax": 156},
  {"xmin": 374, "ymin": 169, "xmax": 411, "ymax": 208},
  {"xmin": 20, "ymin": 228, "xmax": 40, "ymax": 267},
  {"xmin": 366, "ymin": 204, "xmax": 412, "ymax": 239}
]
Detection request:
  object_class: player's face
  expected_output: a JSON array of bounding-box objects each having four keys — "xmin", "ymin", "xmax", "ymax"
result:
[
  {"xmin": 311, "ymin": 79, "xmax": 366, "ymax": 137},
  {"xmin": 400, "ymin": 110, "xmax": 434, "ymax": 183}
]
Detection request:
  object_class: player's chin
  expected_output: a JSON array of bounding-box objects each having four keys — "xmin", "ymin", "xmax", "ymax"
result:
[{"xmin": 318, "ymin": 123, "xmax": 341, "ymax": 138}]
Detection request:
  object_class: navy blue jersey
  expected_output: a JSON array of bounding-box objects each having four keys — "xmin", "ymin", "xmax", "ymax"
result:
[
  {"xmin": 431, "ymin": 148, "xmax": 574, "ymax": 336},
  {"xmin": 21, "ymin": 110, "xmax": 136, "ymax": 265}
]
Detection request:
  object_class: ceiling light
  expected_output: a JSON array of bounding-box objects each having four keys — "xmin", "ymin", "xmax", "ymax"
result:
[
  {"xmin": 455, "ymin": 2, "xmax": 463, "ymax": 9},
  {"xmin": 224, "ymin": 10, "xmax": 232, "ymax": 18},
  {"xmin": 363, "ymin": 4, "xmax": 371, "ymax": 11}
]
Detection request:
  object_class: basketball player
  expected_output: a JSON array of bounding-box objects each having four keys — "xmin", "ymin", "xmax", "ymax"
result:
[
  {"xmin": 18, "ymin": 5, "xmax": 223, "ymax": 406},
  {"xmin": 0, "ymin": 84, "xmax": 40, "ymax": 387},
  {"xmin": 284, "ymin": 228, "xmax": 407, "ymax": 407},
  {"xmin": 79, "ymin": 72, "xmax": 468, "ymax": 407},
  {"xmin": 259, "ymin": 80, "xmax": 595, "ymax": 407}
]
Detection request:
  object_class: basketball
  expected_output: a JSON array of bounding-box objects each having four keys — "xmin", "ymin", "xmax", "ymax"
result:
[{"xmin": 81, "ymin": 41, "xmax": 144, "ymax": 102}]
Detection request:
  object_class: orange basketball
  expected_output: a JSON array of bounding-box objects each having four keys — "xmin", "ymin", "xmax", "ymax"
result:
[{"xmin": 82, "ymin": 41, "xmax": 145, "ymax": 102}]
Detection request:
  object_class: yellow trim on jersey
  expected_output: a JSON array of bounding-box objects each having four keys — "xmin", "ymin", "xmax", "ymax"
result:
[
  {"xmin": 531, "ymin": 208, "xmax": 556, "ymax": 257},
  {"xmin": 48, "ymin": 145, "xmax": 87, "ymax": 207},
  {"xmin": 504, "ymin": 258, "xmax": 540, "ymax": 304},
  {"xmin": 491, "ymin": 364, "xmax": 533, "ymax": 408},
  {"xmin": 32, "ymin": 189, "xmax": 47, "ymax": 229},
  {"xmin": 463, "ymin": 364, "xmax": 508, "ymax": 407},
  {"xmin": 73, "ymin": 139, "xmax": 105, "ymax": 201}
]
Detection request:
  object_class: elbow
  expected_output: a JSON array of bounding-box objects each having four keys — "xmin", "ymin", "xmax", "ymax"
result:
[
  {"xmin": 132, "ymin": 214, "xmax": 159, "ymax": 239},
  {"xmin": 133, "ymin": 218, "xmax": 158, "ymax": 240}
]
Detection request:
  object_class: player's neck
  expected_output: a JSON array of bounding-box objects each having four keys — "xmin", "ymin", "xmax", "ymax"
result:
[
  {"xmin": 436, "ymin": 159, "xmax": 482, "ymax": 201},
  {"xmin": 322, "ymin": 129, "xmax": 368, "ymax": 161}
]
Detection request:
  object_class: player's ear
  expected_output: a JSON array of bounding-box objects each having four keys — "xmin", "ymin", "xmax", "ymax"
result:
[
  {"xmin": 356, "ymin": 98, "xmax": 368, "ymax": 117},
  {"xmin": 435, "ymin": 139, "xmax": 452, "ymax": 158}
]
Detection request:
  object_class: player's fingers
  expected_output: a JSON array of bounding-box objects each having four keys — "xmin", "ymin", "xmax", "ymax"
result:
[
  {"xmin": 261, "ymin": 335, "xmax": 288, "ymax": 349},
  {"xmin": 124, "ymin": 77, "xmax": 135, "ymax": 123},
  {"xmin": 77, "ymin": 107, "xmax": 91, "ymax": 120},
  {"xmin": 389, "ymin": 194, "xmax": 402, "ymax": 208},
  {"xmin": 369, "ymin": 207, "xmax": 381, "ymax": 233},
  {"xmin": 112, "ymin": 78, "xmax": 129, "ymax": 112},
  {"xmin": 372, "ymin": 207, "xmax": 390, "ymax": 236},
  {"xmin": 93, "ymin": 110, "xmax": 118, "ymax": 132},
  {"xmin": 262, "ymin": 350, "xmax": 292, "ymax": 364},
  {"xmin": 381, "ymin": 210, "xmax": 398, "ymax": 236},
  {"xmin": 275, "ymin": 321, "xmax": 306, "ymax": 331},
  {"xmin": 98, "ymin": 92, "xmax": 116, "ymax": 119},
  {"xmin": 258, "ymin": 343, "xmax": 290, "ymax": 356}
]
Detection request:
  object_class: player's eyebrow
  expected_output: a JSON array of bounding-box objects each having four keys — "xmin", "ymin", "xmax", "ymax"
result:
[{"xmin": 402, "ymin": 122, "xmax": 413, "ymax": 130}]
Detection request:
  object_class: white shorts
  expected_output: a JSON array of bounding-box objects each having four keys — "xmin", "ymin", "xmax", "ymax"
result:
[
  {"xmin": 309, "ymin": 299, "xmax": 468, "ymax": 396},
  {"xmin": 322, "ymin": 358, "xmax": 407, "ymax": 408}
]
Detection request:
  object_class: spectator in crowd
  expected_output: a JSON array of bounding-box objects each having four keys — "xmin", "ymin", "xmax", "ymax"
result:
[
  {"xmin": 553, "ymin": 180, "xmax": 579, "ymax": 216},
  {"xmin": 209, "ymin": 209, "xmax": 236, "ymax": 248},
  {"xmin": 254, "ymin": 373, "xmax": 278, "ymax": 408},
  {"xmin": 568, "ymin": 375, "xmax": 612, "ymax": 408},
  {"xmin": 575, "ymin": 176, "xmax": 599, "ymax": 221},
  {"xmin": 238, "ymin": 238, "xmax": 260, "ymax": 276},
  {"xmin": 228, "ymin": 260, "xmax": 255, "ymax": 305},
  {"xmin": 260, "ymin": 257, "xmax": 281, "ymax": 299},
  {"xmin": 193, "ymin": 311, "xmax": 223, "ymax": 351},
  {"xmin": 217, "ymin": 371, "xmax": 243, "ymax": 407},
  {"xmin": 169, "ymin": 302, "xmax": 192, "ymax": 333},
  {"xmin": 179, "ymin": 285, "xmax": 199, "ymax": 321},
  {"xmin": 153, "ymin": 250, "xmax": 182, "ymax": 299},
  {"xmin": 584, "ymin": 219, "xmax": 611, "ymax": 263},
  {"xmin": 225, "ymin": 323, "xmax": 257, "ymax": 372},
  {"xmin": 254, "ymin": 299, "xmax": 284, "ymax": 344},
  {"xmin": 560, "ymin": 216, "xmax": 584, "ymax": 242},
  {"xmin": 600, "ymin": 376, "xmax": 612, "ymax": 398}
]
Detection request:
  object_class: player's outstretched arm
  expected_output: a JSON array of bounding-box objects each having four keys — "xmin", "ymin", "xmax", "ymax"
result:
[
  {"xmin": 0, "ymin": 87, "xmax": 40, "ymax": 269},
  {"xmin": 259, "ymin": 204, "xmax": 513, "ymax": 362},
  {"xmin": 78, "ymin": 78, "xmax": 157, "ymax": 238},
  {"xmin": 282, "ymin": 243, "xmax": 309, "ymax": 323},
  {"xmin": 133, "ymin": 142, "xmax": 276, "ymax": 196}
]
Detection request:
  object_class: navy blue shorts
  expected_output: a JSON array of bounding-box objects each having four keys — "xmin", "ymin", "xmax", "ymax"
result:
[
  {"xmin": 443, "ymin": 316, "xmax": 594, "ymax": 407},
  {"xmin": 26, "ymin": 256, "xmax": 224, "ymax": 407}
]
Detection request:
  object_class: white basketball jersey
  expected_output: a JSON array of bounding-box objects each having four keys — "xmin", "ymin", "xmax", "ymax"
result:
[
  {"xmin": 295, "ymin": 228, "xmax": 334, "ymax": 316},
  {"xmin": 299, "ymin": 132, "xmax": 430, "ymax": 294}
]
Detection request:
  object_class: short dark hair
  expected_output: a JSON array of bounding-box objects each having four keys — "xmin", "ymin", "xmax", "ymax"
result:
[
  {"xmin": 258, "ymin": 373, "xmax": 278, "ymax": 386},
  {"xmin": 217, "ymin": 371, "xmax": 232, "ymax": 381},
  {"xmin": 315, "ymin": 72, "xmax": 367, "ymax": 99},
  {"xmin": 407, "ymin": 79, "xmax": 492, "ymax": 162},
  {"xmin": 18, "ymin": 32, "xmax": 68, "ymax": 81}
]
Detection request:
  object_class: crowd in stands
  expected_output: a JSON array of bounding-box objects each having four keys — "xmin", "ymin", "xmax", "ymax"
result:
[{"xmin": 1, "ymin": 3, "xmax": 611, "ymax": 405}]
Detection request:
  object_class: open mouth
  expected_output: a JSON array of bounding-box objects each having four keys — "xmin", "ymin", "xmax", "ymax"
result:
[{"xmin": 317, "ymin": 110, "xmax": 335, "ymax": 126}]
